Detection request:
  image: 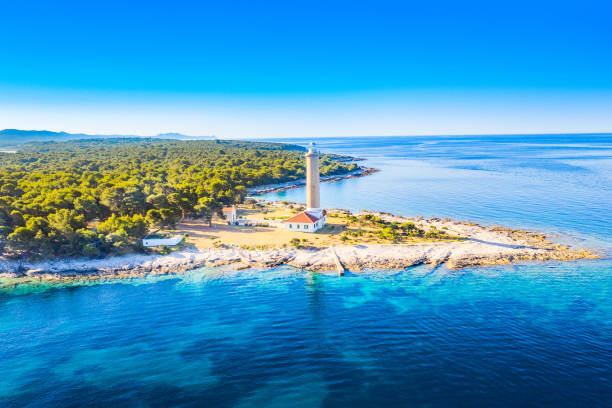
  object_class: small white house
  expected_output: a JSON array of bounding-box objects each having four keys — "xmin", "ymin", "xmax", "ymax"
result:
[
  {"xmin": 222, "ymin": 206, "xmax": 237, "ymax": 224},
  {"xmin": 282, "ymin": 210, "xmax": 327, "ymax": 233},
  {"xmin": 142, "ymin": 234, "xmax": 184, "ymax": 247}
]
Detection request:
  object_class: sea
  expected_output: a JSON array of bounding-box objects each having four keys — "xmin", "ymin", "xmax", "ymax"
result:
[{"xmin": 1, "ymin": 134, "xmax": 611, "ymax": 407}]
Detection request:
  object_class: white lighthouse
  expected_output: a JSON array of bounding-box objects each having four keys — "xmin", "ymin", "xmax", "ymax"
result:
[
  {"xmin": 305, "ymin": 142, "xmax": 322, "ymax": 219},
  {"xmin": 281, "ymin": 142, "xmax": 327, "ymax": 232}
]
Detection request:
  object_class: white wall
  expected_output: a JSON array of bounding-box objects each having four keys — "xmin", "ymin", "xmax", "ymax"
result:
[
  {"xmin": 284, "ymin": 222, "xmax": 318, "ymax": 233},
  {"xmin": 142, "ymin": 235, "xmax": 184, "ymax": 247}
]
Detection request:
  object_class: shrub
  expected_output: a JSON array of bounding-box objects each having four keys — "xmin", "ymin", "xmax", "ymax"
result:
[
  {"xmin": 290, "ymin": 238, "xmax": 302, "ymax": 248},
  {"xmin": 157, "ymin": 245, "xmax": 172, "ymax": 255}
]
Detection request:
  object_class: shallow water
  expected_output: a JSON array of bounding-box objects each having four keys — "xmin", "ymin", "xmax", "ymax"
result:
[{"xmin": 1, "ymin": 134, "xmax": 612, "ymax": 407}]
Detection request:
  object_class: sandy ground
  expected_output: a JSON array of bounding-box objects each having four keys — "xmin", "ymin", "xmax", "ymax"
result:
[
  {"xmin": 171, "ymin": 218, "xmax": 346, "ymax": 249},
  {"xmin": 168, "ymin": 205, "xmax": 461, "ymax": 250}
]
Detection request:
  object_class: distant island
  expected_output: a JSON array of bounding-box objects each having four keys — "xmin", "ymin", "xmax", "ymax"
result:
[
  {"xmin": 0, "ymin": 129, "xmax": 217, "ymax": 146},
  {"xmin": 0, "ymin": 137, "xmax": 598, "ymax": 285}
]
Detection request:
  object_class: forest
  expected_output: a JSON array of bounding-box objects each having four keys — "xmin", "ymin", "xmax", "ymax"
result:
[{"xmin": 0, "ymin": 138, "xmax": 358, "ymax": 260}]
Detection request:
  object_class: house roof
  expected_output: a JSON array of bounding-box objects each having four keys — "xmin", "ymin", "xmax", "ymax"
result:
[
  {"xmin": 222, "ymin": 206, "xmax": 235, "ymax": 212},
  {"xmin": 283, "ymin": 210, "xmax": 326, "ymax": 224}
]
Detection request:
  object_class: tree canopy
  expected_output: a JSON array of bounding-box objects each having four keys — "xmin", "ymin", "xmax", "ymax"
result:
[{"xmin": 0, "ymin": 138, "xmax": 358, "ymax": 259}]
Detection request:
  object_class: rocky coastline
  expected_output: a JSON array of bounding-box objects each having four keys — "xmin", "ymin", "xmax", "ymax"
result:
[
  {"xmin": 0, "ymin": 213, "xmax": 600, "ymax": 287},
  {"xmin": 248, "ymin": 166, "xmax": 378, "ymax": 196}
]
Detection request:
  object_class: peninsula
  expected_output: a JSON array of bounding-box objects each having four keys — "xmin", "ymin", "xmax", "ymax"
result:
[{"xmin": 0, "ymin": 139, "xmax": 598, "ymax": 286}]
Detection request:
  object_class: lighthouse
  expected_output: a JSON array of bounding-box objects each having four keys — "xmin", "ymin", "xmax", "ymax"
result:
[
  {"xmin": 281, "ymin": 142, "xmax": 327, "ymax": 232},
  {"xmin": 305, "ymin": 142, "xmax": 322, "ymax": 218}
]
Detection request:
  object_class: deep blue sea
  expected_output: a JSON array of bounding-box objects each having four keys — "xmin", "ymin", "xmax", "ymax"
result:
[{"xmin": 1, "ymin": 134, "xmax": 611, "ymax": 407}]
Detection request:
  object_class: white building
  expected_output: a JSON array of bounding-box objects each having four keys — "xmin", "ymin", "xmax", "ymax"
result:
[
  {"xmin": 282, "ymin": 210, "xmax": 327, "ymax": 233},
  {"xmin": 222, "ymin": 205, "xmax": 237, "ymax": 224},
  {"xmin": 282, "ymin": 142, "xmax": 327, "ymax": 232}
]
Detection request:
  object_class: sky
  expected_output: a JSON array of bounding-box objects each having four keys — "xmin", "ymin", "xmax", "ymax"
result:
[{"xmin": 1, "ymin": 0, "xmax": 612, "ymax": 138}]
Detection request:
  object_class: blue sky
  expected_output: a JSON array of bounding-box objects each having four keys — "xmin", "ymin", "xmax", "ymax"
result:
[{"xmin": 1, "ymin": 0, "xmax": 611, "ymax": 137}]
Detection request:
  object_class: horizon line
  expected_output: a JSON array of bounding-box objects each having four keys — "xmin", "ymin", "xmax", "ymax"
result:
[{"xmin": 3, "ymin": 128, "xmax": 612, "ymax": 141}]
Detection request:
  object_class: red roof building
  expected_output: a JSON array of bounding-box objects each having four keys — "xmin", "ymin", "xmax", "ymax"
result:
[{"xmin": 282, "ymin": 210, "xmax": 327, "ymax": 233}]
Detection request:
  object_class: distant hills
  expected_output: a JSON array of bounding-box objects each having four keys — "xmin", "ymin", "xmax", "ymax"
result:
[{"xmin": 0, "ymin": 129, "xmax": 217, "ymax": 146}]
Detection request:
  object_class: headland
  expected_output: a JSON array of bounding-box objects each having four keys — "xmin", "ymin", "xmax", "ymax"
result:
[{"xmin": 0, "ymin": 139, "xmax": 601, "ymax": 288}]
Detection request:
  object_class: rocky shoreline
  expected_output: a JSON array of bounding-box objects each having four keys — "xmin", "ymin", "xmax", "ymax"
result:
[
  {"xmin": 0, "ymin": 214, "xmax": 600, "ymax": 286},
  {"xmin": 248, "ymin": 166, "xmax": 378, "ymax": 196}
]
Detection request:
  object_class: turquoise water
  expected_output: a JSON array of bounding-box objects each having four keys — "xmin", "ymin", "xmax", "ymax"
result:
[{"xmin": 1, "ymin": 135, "xmax": 612, "ymax": 407}]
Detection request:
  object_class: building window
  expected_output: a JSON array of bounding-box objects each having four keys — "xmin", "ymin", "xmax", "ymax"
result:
[
  {"xmin": 289, "ymin": 224, "xmax": 292, "ymax": 229},
  {"xmin": 297, "ymin": 224, "xmax": 299, "ymax": 229},
  {"xmin": 304, "ymin": 225, "xmax": 308, "ymax": 229}
]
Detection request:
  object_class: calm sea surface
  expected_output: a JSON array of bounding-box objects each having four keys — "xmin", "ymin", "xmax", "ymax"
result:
[{"xmin": 1, "ymin": 135, "xmax": 611, "ymax": 407}]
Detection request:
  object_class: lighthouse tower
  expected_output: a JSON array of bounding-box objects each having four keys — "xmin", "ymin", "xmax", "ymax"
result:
[
  {"xmin": 305, "ymin": 142, "xmax": 322, "ymax": 218},
  {"xmin": 281, "ymin": 141, "xmax": 327, "ymax": 232}
]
